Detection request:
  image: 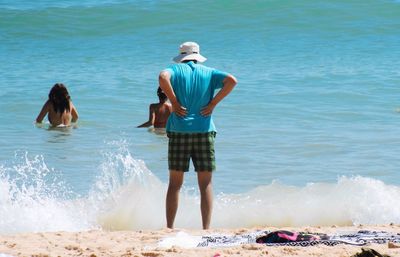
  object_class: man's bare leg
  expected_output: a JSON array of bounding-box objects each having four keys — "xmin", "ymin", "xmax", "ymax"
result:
[
  {"xmin": 166, "ymin": 170, "xmax": 184, "ymax": 229},
  {"xmin": 197, "ymin": 171, "xmax": 213, "ymax": 229}
]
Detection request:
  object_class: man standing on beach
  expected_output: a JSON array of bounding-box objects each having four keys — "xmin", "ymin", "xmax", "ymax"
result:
[{"xmin": 159, "ymin": 42, "xmax": 237, "ymax": 229}]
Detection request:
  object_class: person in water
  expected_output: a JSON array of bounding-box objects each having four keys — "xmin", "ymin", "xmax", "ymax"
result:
[
  {"xmin": 36, "ymin": 83, "xmax": 78, "ymax": 126},
  {"xmin": 137, "ymin": 87, "xmax": 172, "ymax": 128}
]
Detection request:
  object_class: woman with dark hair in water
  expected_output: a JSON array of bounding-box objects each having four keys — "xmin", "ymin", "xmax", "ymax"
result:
[{"xmin": 36, "ymin": 83, "xmax": 79, "ymax": 126}]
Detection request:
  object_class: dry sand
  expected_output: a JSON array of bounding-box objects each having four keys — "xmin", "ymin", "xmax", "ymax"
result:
[{"xmin": 1, "ymin": 225, "xmax": 400, "ymax": 257}]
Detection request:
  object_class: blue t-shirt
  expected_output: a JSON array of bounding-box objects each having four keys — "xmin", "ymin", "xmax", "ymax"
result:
[{"xmin": 164, "ymin": 61, "xmax": 228, "ymax": 133}]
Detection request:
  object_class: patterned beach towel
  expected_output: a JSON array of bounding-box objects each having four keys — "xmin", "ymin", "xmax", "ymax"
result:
[
  {"xmin": 197, "ymin": 231, "xmax": 264, "ymax": 247},
  {"xmin": 197, "ymin": 230, "xmax": 400, "ymax": 248}
]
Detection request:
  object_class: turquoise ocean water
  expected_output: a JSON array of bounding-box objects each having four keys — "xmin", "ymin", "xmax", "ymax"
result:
[{"xmin": 1, "ymin": 0, "xmax": 400, "ymax": 233}]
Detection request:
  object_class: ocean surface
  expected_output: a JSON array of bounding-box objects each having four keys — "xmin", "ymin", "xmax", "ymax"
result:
[{"xmin": 1, "ymin": 0, "xmax": 400, "ymax": 233}]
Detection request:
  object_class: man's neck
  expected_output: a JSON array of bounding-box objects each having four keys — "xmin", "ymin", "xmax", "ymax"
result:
[{"xmin": 182, "ymin": 60, "xmax": 197, "ymax": 64}]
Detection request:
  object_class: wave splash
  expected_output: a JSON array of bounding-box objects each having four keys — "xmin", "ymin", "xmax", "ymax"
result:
[
  {"xmin": 0, "ymin": 152, "xmax": 91, "ymax": 234},
  {"xmin": 213, "ymin": 176, "xmax": 400, "ymax": 228},
  {"xmin": 93, "ymin": 145, "xmax": 400, "ymax": 229},
  {"xmin": 1, "ymin": 148, "xmax": 400, "ymax": 234}
]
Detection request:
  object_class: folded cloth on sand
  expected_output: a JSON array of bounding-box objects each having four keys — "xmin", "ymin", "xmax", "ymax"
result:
[{"xmin": 256, "ymin": 230, "xmax": 329, "ymax": 244}]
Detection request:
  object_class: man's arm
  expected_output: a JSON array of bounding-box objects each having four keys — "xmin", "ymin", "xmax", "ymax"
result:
[
  {"xmin": 159, "ymin": 71, "xmax": 187, "ymax": 117},
  {"xmin": 201, "ymin": 74, "xmax": 237, "ymax": 116}
]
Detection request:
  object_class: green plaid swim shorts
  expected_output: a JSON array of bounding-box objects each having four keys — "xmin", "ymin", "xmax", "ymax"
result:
[{"xmin": 167, "ymin": 132, "xmax": 216, "ymax": 172}]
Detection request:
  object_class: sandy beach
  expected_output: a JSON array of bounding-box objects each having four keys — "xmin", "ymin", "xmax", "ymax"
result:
[{"xmin": 1, "ymin": 225, "xmax": 400, "ymax": 257}]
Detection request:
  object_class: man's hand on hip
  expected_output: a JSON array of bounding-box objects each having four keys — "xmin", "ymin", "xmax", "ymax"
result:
[
  {"xmin": 201, "ymin": 102, "xmax": 216, "ymax": 117},
  {"xmin": 172, "ymin": 101, "xmax": 187, "ymax": 117}
]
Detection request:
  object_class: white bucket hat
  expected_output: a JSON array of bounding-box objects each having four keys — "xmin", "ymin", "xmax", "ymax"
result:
[{"xmin": 173, "ymin": 42, "xmax": 207, "ymax": 63}]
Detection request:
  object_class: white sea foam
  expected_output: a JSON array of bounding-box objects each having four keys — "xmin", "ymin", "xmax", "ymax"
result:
[
  {"xmin": 93, "ymin": 146, "xmax": 400, "ymax": 229},
  {"xmin": 1, "ymin": 150, "xmax": 400, "ymax": 234},
  {"xmin": 212, "ymin": 176, "xmax": 400, "ymax": 228},
  {"xmin": 90, "ymin": 142, "xmax": 166, "ymax": 230},
  {"xmin": 0, "ymin": 153, "xmax": 94, "ymax": 234}
]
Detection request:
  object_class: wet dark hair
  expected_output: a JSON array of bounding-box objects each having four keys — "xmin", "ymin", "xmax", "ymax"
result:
[
  {"xmin": 48, "ymin": 83, "xmax": 71, "ymax": 114},
  {"xmin": 157, "ymin": 87, "xmax": 167, "ymax": 102}
]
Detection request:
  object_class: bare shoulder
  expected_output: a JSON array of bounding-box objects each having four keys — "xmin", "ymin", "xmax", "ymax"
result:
[
  {"xmin": 149, "ymin": 103, "xmax": 159, "ymax": 111},
  {"xmin": 164, "ymin": 102, "xmax": 172, "ymax": 110}
]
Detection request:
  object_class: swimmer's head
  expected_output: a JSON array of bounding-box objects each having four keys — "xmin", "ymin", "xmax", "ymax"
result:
[
  {"xmin": 157, "ymin": 87, "xmax": 167, "ymax": 102},
  {"xmin": 48, "ymin": 83, "xmax": 71, "ymax": 114}
]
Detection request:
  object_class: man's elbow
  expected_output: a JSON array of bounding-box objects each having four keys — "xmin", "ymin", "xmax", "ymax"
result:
[
  {"xmin": 226, "ymin": 74, "xmax": 238, "ymax": 87},
  {"xmin": 159, "ymin": 71, "xmax": 170, "ymax": 82}
]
